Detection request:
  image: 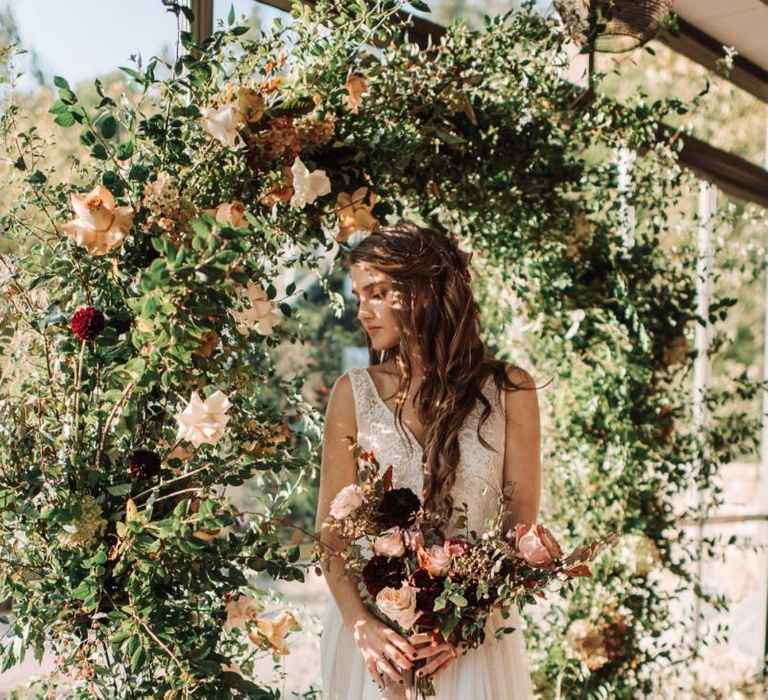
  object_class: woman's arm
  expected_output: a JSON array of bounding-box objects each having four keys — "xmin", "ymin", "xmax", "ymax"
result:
[
  {"xmin": 314, "ymin": 372, "xmax": 370, "ymax": 629},
  {"xmin": 315, "ymin": 372, "xmax": 417, "ymax": 689},
  {"xmin": 501, "ymin": 364, "xmax": 542, "ymax": 529}
]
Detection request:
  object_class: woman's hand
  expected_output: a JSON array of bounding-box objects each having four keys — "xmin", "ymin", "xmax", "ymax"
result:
[
  {"xmin": 348, "ymin": 611, "xmax": 417, "ymax": 690},
  {"xmin": 407, "ymin": 631, "xmax": 467, "ymax": 681}
]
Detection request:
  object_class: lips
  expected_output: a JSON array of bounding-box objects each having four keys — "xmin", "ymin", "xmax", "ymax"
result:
[{"xmin": 367, "ymin": 326, "xmax": 382, "ymax": 334}]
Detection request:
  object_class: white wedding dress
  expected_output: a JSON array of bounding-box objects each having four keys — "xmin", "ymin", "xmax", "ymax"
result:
[{"xmin": 320, "ymin": 366, "xmax": 536, "ymax": 699}]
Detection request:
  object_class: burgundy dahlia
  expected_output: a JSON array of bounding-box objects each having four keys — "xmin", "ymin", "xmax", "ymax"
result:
[
  {"xmin": 128, "ymin": 449, "xmax": 162, "ymax": 480},
  {"xmin": 70, "ymin": 306, "xmax": 105, "ymax": 341},
  {"xmin": 409, "ymin": 568, "xmax": 443, "ymax": 613},
  {"xmin": 362, "ymin": 555, "xmax": 406, "ymax": 597},
  {"xmin": 376, "ymin": 488, "xmax": 421, "ymax": 529}
]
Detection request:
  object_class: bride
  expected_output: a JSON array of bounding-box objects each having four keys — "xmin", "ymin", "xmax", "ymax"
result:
[{"xmin": 316, "ymin": 223, "xmax": 542, "ymax": 699}]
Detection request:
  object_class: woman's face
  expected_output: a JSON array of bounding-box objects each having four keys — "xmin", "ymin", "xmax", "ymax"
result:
[{"xmin": 350, "ymin": 263, "xmax": 401, "ymax": 351}]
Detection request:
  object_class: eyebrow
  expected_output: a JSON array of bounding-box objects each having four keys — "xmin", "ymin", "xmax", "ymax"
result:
[{"xmin": 350, "ymin": 281, "xmax": 386, "ymax": 296}]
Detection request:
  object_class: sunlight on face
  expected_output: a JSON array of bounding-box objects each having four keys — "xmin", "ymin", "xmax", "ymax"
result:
[{"xmin": 350, "ymin": 263, "xmax": 403, "ymax": 351}]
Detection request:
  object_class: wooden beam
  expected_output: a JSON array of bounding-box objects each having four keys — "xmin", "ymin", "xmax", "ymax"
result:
[
  {"xmin": 182, "ymin": 0, "xmax": 214, "ymax": 47},
  {"xmin": 656, "ymin": 17, "xmax": 768, "ymax": 104},
  {"xmin": 675, "ymin": 130, "xmax": 768, "ymax": 209}
]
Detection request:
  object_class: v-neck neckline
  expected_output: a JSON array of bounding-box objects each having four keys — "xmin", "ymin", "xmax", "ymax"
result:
[{"xmin": 361, "ymin": 368, "xmax": 426, "ymax": 453}]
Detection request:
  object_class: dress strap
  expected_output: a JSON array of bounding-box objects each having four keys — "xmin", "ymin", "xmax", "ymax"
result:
[{"xmin": 345, "ymin": 367, "xmax": 371, "ymax": 437}]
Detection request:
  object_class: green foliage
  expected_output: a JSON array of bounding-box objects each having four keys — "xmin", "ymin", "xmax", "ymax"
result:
[{"xmin": 0, "ymin": 0, "xmax": 761, "ymax": 698}]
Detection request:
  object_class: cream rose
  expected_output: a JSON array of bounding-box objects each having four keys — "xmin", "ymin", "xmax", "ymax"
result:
[
  {"xmin": 515, "ymin": 523, "xmax": 563, "ymax": 569},
  {"xmin": 329, "ymin": 484, "xmax": 364, "ymax": 519},
  {"xmin": 372, "ymin": 527, "xmax": 405, "ymax": 557},
  {"xmin": 417, "ymin": 543, "xmax": 452, "ymax": 577},
  {"xmin": 62, "ymin": 185, "xmax": 134, "ymax": 256},
  {"xmin": 202, "ymin": 101, "xmax": 242, "ymax": 148},
  {"xmin": 175, "ymin": 389, "xmax": 232, "ymax": 448},
  {"xmin": 375, "ymin": 584, "xmax": 421, "ymax": 630},
  {"xmin": 289, "ymin": 156, "xmax": 331, "ymax": 209}
]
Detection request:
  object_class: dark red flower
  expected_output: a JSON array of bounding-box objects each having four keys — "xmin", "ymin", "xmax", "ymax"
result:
[
  {"xmin": 361, "ymin": 555, "xmax": 406, "ymax": 597},
  {"xmin": 70, "ymin": 306, "xmax": 105, "ymax": 341},
  {"xmin": 376, "ymin": 488, "xmax": 420, "ymax": 529},
  {"xmin": 128, "ymin": 449, "xmax": 161, "ymax": 480},
  {"xmin": 409, "ymin": 568, "xmax": 444, "ymax": 613}
]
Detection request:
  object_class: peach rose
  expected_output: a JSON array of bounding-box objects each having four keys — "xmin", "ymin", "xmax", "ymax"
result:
[
  {"xmin": 344, "ymin": 74, "xmax": 368, "ymax": 114},
  {"xmin": 329, "ymin": 484, "xmax": 364, "ymax": 519},
  {"xmin": 516, "ymin": 523, "xmax": 563, "ymax": 569},
  {"xmin": 232, "ymin": 282, "xmax": 281, "ymax": 336},
  {"xmin": 62, "ymin": 185, "xmax": 134, "ymax": 256},
  {"xmin": 248, "ymin": 610, "xmax": 298, "ymax": 656},
  {"xmin": 223, "ymin": 594, "xmax": 262, "ymax": 633},
  {"xmin": 375, "ymin": 584, "xmax": 421, "ymax": 629},
  {"xmin": 417, "ymin": 544, "xmax": 452, "ymax": 577},
  {"xmin": 335, "ymin": 187, "xmax": 379, "ymax": 243},
  {"xmin": 203, "ymin": 200, "xmax": 247, "ymax": 228},
  {"xmin": 372, "ymin": 527, "xmax": 405, "ymax": 558}
]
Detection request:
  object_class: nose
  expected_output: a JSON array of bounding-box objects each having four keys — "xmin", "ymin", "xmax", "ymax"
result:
[{"xmin": 356, "ymin": 298, "xmax": 374, "ymax": 323}]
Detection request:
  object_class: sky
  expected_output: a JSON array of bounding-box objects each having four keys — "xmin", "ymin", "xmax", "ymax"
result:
[{"xmin": 2, "ymin": 0, "xmax": 280, "ymax": 87}]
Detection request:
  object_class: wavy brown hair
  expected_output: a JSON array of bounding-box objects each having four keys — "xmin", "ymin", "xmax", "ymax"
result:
[{"xmin": 347, "ymin": 222, "xmax": 548, "ymax": 519}]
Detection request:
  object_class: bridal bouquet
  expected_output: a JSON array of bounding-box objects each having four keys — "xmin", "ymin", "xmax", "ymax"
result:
[{"xmin": 319, "ymin": 438, "xmax": 620, "ymax": 698}]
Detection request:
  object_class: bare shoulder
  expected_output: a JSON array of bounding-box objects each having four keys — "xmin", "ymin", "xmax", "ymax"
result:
[
  {"xmin": 503, "ymin": 363, "xmax": 537, "ymax": 390},
  {"xmin": 501, "ymin": 362, "xmax": 540, "ymax": 426},
  {"xmin": 328, "ymin": 371, "xmax": 355, "ymax": 414}
]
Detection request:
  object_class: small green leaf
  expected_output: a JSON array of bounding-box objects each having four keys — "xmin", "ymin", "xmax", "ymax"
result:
[
  {"xmin": 227, "ymin": 4, "xmax": 235, "ymax": 25},
  {"xmin": 79, "ymin": 130, "xmax": 96, "ymax": 146},
  {"xmin": 54, "ymin": 111, "xmax": 76, "ymax": 128},
  {"xmin": 116, "ymin": 141, "xmax": 134, "ymax": 160},
  {"xmin": 100, "ymin": 114, "xmax": 118, "ymax": 139},
  {"xmin": 91, "ymin": 144, "xmax": 108, "ymax": 160},
  {"xmin": 53, "ymin": 75, "xmax": 70, "ymax": 90}
]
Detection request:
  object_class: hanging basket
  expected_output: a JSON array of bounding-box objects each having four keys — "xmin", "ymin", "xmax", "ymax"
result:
[
  {"xmin": 554, "ymin": 0, "xmax": 674, "ymax": 53},
  {"xmin": 594, "ymin": 0, "xmax": 674, "ymax": 53}
]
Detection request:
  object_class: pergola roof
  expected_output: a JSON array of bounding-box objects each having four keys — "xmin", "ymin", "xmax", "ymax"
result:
[
  {"xmin": 189, "ymin": 0, "xmax": 768, "ymax": 207},
  {"xmin": 659, "ymin": 0, "xmax": 768, "ymax": 103}
]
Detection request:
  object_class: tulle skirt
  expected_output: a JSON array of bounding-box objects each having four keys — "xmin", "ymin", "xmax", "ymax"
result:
[{"xmin": 320, "ymin": 598, "xmax": 536, "ymax": 700}]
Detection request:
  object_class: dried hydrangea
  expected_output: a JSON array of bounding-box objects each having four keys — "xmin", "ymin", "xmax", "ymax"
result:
[{"xmin": 57, "ymin": 495, "xmax": 107, "ymax": 550}]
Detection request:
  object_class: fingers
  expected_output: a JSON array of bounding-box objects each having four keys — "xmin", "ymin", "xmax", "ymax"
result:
[
  {"xmin": 384, "ymin": 629, "xmax": 418, "ymax": 659},
  {"xmin": 415, "ymin": 649, "xmax": 455, "ymax": 680},
  {"xmin": 407, "ymin": 631, "xmax": 434, "ymax": 645},
  {"xmin": 378, "ymin": 655, "xmax": 405, "ymax": 686},
  {"xmin": 384, "ymin": 642, "xmax": 413, "ymax": 670},
  {"xmin": 411, "ymin": 641, "xmax": 452, "ymax": 661},
  {"xmin": 365, "ymin": 655, "xmax": 385, "ymax": 690}
]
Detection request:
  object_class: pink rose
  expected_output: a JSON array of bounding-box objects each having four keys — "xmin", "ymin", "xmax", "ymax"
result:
[
  {"xmin": 516, "ymin": 523, "xmax": 563, "ymax": 569},
  {"xmin": 443, "ymin": 536, "xmax": 471, "ymax": 558},
  {"xmin": 402, "ymin": 527, "xmax": 425, "ymax": 551},
  {"xmin": 417, "ymin": 544, "xmax": 452, "ymax": 577},
  {"xmin": 375, "ymin": 584, "xmax": 421, "ymax": 629},
  {"xmin": 330, "ymin": 484, "xmax": 364, "ymax": 519},
  {"xmin": 372, "ymin": 527, "xmax": 405, "ymax": 557}
]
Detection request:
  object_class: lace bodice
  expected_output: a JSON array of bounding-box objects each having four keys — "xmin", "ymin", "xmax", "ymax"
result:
[{"xmin": 346, "ymin": 366, "xmax": 507, "ymax": 537}]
